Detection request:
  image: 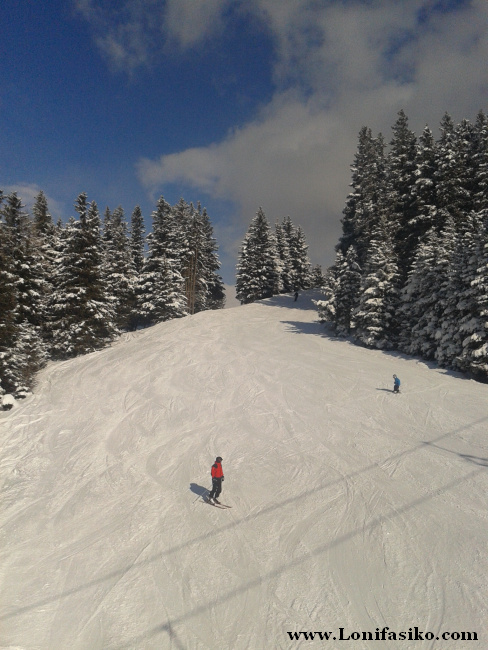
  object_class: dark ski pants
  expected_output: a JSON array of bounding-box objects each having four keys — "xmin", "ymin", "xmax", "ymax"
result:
[{"xmin": 209, "ymin": 477, "xmax": 223, "ymax": 500}]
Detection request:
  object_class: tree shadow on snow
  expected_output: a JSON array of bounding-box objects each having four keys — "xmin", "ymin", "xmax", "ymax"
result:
[
  {"xmin": 281, "ymin": 320, "xmax": 324, "ymax": 336},
  {"xmin": 281, "ymin": 318, "xmax": 354, "ymax": 340},
  {"xmin": 281, "ymin": 319, "xmax": 483, "ymax": 384},
  {"xmin": 258, "ymin": 290, "xmax": 322, "ymax": 311}
]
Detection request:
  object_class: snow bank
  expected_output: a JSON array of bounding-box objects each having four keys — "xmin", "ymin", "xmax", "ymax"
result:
[{"xmin": 1, "ymin": 394, "xmax": 16, "ymax": 410}]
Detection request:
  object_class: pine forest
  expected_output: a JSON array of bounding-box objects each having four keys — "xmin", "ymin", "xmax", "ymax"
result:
[
  {"xmin": 235, "ymin": 208, "xmax": 323, "ymax": 304},
  {"xmin": 0, "ymin": 192, "xmax": 225, "ymax": 398},
  {"xmin": 317, "ymin": 110, "xmax": 488, "ymax": 381},
  {"xmin": 2, "ymin": 109, "xmax": 487, "ymax": 398}
]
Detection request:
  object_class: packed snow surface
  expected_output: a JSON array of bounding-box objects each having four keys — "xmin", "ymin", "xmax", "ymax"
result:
[{"xmin": 1, "ymin": 292, "xmax": 487, "ymax": 650}]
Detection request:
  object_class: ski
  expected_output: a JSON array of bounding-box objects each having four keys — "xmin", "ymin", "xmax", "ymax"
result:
[{"xmin": 203, "ymin": 497, "xmax": 232, "ymax": 508}]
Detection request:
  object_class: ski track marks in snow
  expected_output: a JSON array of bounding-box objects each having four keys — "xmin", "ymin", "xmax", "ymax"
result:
[{"xmin": 1, "ymin": 291, "xmax": 487, "ymax": 649}]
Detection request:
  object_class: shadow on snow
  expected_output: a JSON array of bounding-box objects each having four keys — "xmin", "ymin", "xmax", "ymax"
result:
[
  {"xmin": 257, "ymin": 291, "xmax": 323, "ymax": 311},
  {"xmin": 282, "ymin": 318, "xmax": 481, "ymax": 383},
  {"xmin": 189, "ymin": 483, "xmax": 209, "ymax": 498}
]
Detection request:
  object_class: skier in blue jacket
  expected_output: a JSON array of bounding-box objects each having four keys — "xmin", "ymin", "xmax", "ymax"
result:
[{"xmin": 393, "ymin": 374, "xmax": 401, "ymax": 393}]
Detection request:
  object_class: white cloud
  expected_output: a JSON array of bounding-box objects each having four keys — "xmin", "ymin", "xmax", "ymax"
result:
[
  {"xmin": 73, "ymin": 0, "xmax": 165, "ymax": 71},
  {"xmin": 73, "ymin": 0, "xmax": 232, "ymax": 70},
  {"xmin": 75, "ymin": 0, "xmax": 488, "ymax": 272},
  {"xmin": 136, "ymin": 0, "xmax": 488, "ymax": 272},
  {"xmin": 163, "ymin": 0, "xmax": 230, "ymax": 49},
  {"xmin": 95, "ymin": 23, "xmax": 151, "ymax": 72},
  {"xmin": 138, "ymin": 92, "xmax": 353, "ymax": 262}
]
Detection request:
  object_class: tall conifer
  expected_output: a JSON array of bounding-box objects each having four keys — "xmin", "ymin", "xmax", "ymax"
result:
[
  {"xmin": 103, "ymin": 206, "xmax": 137, "ymax": 330},
  {"xmin": 48, "ymin": 195, "xmax": 117, "ymax": 357},
  {"xmin": 137, "ymin": 196, "xmax": 187, "ymax": 325},
  {"xmin": 354, "ymin": 220, "xmax": 400, "ymax": 349},
  {"xmin": 236, "ymin": 208, "xmax": 281, "ymax": 304},
  {"xmin": 130, "ymin": 205, "xmax": 145, "ymax": 274}
]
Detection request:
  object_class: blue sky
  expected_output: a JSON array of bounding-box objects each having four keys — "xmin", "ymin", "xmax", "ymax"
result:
[{"xmin": 2, "ymin": 0, "xmax": 487, "ymax": 284}]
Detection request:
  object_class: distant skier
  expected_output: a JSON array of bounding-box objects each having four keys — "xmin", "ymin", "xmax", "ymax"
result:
[
  {"xmin": 294, "ymin": 290, "xmax": 299, "ymax": 301},
  {"xmin": 208, "ymin": 456, "xmax": 224, "ymax": 504},
  {"xmin": 393, "ymin": 374, "xmax": 401, "ymax": 393}
]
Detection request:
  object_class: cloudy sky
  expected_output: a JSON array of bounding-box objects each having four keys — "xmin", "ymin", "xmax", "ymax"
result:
[{"xmin": 2, "ymin": 0, "xmax": 488, "ymax": 284}]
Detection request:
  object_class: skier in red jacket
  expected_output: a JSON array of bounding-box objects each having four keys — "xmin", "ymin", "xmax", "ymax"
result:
[{"xmin": 208, "ymin": 456, "xmax": 224, "ymax": 504}]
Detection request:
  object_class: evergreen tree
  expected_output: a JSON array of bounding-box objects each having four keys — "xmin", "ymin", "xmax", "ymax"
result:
[
  {"xmin": 353, "ymin": 220, "xmax": 400, "ymax": 349},
  {"xmin": 398, "ymin": 230, "xmax": 434, "ymax": 355},
  {"xmin": 236, "ymin": 208, "xmax": 281, "ymax": 304},
  {"xmin": 316, "ymin": 264, "xmax": 339, "ymax": 323},
  {"xmin": 409, "ymin": 126, "xmax": 438, "ymax": 250},
  {"xmin": 456, "ymin": 213, "xmax": 488, "ymax": 378},
  {"xmin": 455, "ymin": 119, "xmax": 480, "ymax": 217},
  {"xmin": 10, "ymin": 321, "xmax": 47, "ymax": 397},
  {"xmin": 0, "ymin": 192, "xmax": 19, "ymax": 395},
  {"xmin": 434, "ymin": 114, "xmax": 475, "ymax": 232},
  {"xmin": 473, "ymin": 111, "xmax": 488, "ymax": 212},
  {"xmin": 136, "ymin": 196, "xmax": 187, "ymax": 325},
  {"xmin": 130, "ymin": 205, "xmax": 145, "ymax": 274},
  {"xmin": 103, "ymin": 206, "xmax": 137, "ymax": 330},
  {"xmin": 48, "ymin": 195, "xmax": 117, "ymax": 358},
  {"xmin": 281, "ymin": 217, "xmax": 312, "ymax": 290},
  {"xmin": 274, "ymin": 220, "xmax": 293, "ymax": 292},
  {"xmin": 33, "ymin": 190, "xmax": 54, "ymax": 237},
  {"xmin": 32, "ymin": 190, "xmax": 57, "ymax": 329},
  {"xmin": 434, "ymin": 213, "xmax": 480, "ymax": 368},
  {"xmin": 171, "ymin": 197, "xmax": 191, "ymax": 263},
  {"xmin": 103, "ymin": 206, "xmax": 112, "ymax": 240},
  {"xmin": 0, "ymin": 187, "xmax": 227, "ymax": 393},
  {"xmin": 176, "ymin": 199, "xmax": 202, "ymax": 314},
  {"xmin": 1, "ymin": 193, "xmax": 48, "ymax": 390},
  {"xmin": 195, "ymin": 204, "xmax": 225, "ymax": 311},
  {"xmin": 399, "ymin": 219, "xmax": 455, "ymax": 359},
  {"xmin": 2, "ymin": 193, "xmax": 31, "ymax": 323},
  {"xmin": 339, "ymin": 127, "xmax": 387, "ymax": 267},
  {"xmin": 387, "ymin": 110, "xmax": 418, "ymax": 277},
  {"xmin": 311, "ymin": 264, "xmax": 325, "ymax": 288},
  {"xmin": 289, "ymin": 224, "xmax": 312, "ymax": 290},
  {"xmin": 334, "ymin": 246, "xmax": 361, "ymax": 336},
  {"xmin": 321, "ymin": 109, "xmax": 488, "ymax": 380}
]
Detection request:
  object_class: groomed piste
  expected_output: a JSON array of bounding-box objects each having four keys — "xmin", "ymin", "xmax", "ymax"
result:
[{"xmin": 1, "ymin": 291, "xmax": 487, "ymax": 649}]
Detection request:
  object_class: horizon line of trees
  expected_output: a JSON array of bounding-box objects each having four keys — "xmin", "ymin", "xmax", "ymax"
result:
[
  {"xmin": 317, "ymin": 110, "xmax": 488, "ymax": 382},
  {"xmin": 235, "ymin": 207, "xmax": 324, "ymax": 304},
  {"xmin": 0, "ymin": 190, "xmax": 225, "ymax": 398}
]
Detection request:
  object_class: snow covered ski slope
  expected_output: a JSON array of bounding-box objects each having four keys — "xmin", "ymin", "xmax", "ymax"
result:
[{"xmin": 1, "ymin": 291, "xmax": 487, "ymax": 649}]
